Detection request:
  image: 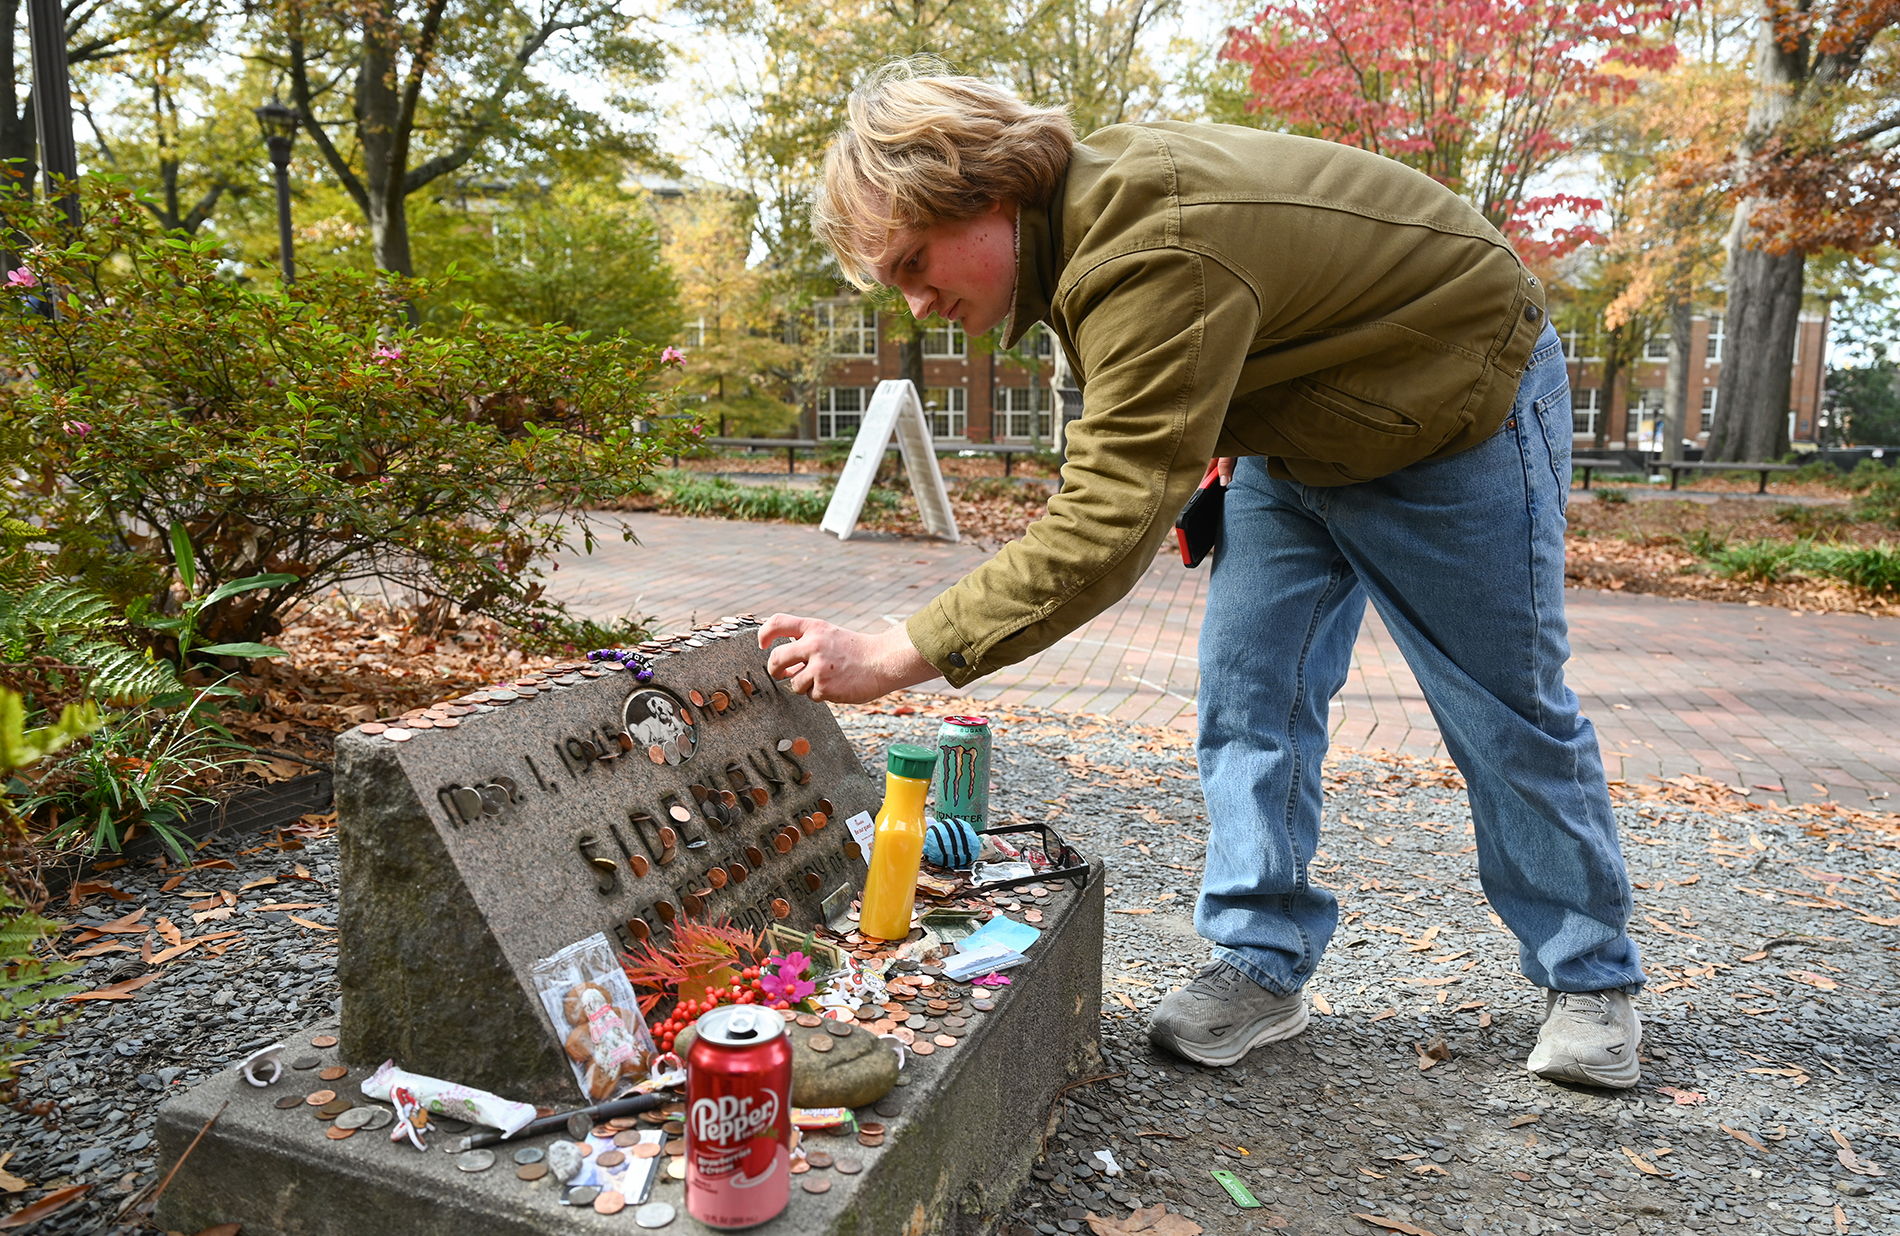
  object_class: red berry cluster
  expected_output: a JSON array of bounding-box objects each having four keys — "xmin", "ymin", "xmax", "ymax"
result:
[{"xmin": 653, "ymin": 967, "xmax": 800, "ymax": 1054}]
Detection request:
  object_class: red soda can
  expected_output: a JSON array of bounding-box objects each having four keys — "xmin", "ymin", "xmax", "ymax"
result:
[{"xmin": 685, "ymin": 1004, "xmax": 792, "ymax": 1228}]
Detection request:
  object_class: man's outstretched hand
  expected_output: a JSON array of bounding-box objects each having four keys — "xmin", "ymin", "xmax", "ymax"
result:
[{"xmin": 758, "ymin": 614, "xmax": 937, "ymax": 704}]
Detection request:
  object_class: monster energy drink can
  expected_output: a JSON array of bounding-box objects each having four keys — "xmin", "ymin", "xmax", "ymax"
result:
[{"xmin": 933, "ymin": 715, "xmax": 991, "ymax": 831}]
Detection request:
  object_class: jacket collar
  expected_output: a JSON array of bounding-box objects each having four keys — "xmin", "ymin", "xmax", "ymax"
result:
[{"xmin": 1002, "ymin": 194, "xmax": 1061, "ymax": 350}]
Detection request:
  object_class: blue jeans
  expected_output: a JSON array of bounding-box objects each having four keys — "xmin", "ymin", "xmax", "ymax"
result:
[{"xmin": 1194, "ymin": 325, "xmax": 1644, "ymax": 996}]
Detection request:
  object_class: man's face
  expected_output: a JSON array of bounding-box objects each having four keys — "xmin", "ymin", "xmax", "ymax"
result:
[{"xmin": 871, "ymin": 200, "xmax": 1018, "ymax": 336}]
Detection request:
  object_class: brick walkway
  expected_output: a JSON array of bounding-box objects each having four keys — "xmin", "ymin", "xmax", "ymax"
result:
[{"xmin": 550, "ymin": 513, "xmax": 1900, "ymax": 811}]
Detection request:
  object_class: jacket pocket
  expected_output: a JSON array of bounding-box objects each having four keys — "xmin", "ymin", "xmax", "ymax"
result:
[{"xmin": 1288, "ymin": 378, "xmax": 1422, "ymax": 438}]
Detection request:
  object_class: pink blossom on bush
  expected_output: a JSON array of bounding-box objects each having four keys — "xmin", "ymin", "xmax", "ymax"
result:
[
  {"xmin": 62, "ymin": 421, "xmax": 93, "ymax": 436},
  {"xmin": 660, "ymin": 346, "xmax": 685, "ymax": 366},
  {"xmin": 6, "ymin": 267, "xmax": 37, "ymax": 289},
  {"xmin": 373, "ymin": 344, "xmax": 403, "ymax": 363}
]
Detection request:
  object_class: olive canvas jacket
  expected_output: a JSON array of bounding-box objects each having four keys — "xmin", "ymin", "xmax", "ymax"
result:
[{"xmin": 906, "ymin": 121, "xmax": 1549, "ymax": 689}]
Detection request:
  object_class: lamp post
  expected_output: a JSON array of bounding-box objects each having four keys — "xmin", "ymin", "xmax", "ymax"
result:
[{"xmin": 253, "ymin": 99, "xmax": 299, "ymax": 283}]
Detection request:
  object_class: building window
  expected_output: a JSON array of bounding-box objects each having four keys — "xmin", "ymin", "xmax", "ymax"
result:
[
  {"xmin": 1562, "ymin": 329, "xmax": 1601, "ymax": 361},
  {"xmin": 997, "ymin": 385, "xmax": 1052, "ymax": 441},
  {"xmin": 817, "ymin": 387, "xmax": 865, "ymax": 439},
  {"xmin": 1634, "ymin": 387, "xmax": 1667, "ymax": 449},
  {"xmin": 922, "ymin": 387, "xmax": 967, "ymax": 439},
  {"xmin": 1021, "ymin": 324, "xmax": 1054, "ymax": 359},
  {"xmin": 1572, "ymin": 388, "xmax": 1600, "ymax": 437},
  {"xmin": 1699, "ymin": 386, "xmax": 1716, "ymax": 433},
  {"xmin": 922, "ymin": 322, "xmax": 966, "ymax": 358},
  {"xmin": 1706, "ymin": 314, "xmax": 1723, "ymax": 363},
  {"xmin": 1643, "ymin": 333, "xmax": 1670, "ymax": 361},
  {"xmin": 815, "ymin": 302, "xmax": 877, "ymax": 356},
  {"xmin": 682, "ymin": 317, "xmax": 706, "ymax": 349}
]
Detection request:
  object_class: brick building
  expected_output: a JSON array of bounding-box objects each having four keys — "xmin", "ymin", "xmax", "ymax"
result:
[
  {"xmin": 806, "ymin": 300, "xmax": 1058, "ymax": 445},
  {"xmin": 1562, "ymin": 312, "xmax": 1831, "ymax": 450}
]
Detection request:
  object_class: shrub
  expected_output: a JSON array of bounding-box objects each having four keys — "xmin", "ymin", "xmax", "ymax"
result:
[
  {"xmin": 1774, "ymin": 504, "xmax": 1856, "ymax": 534},
  {"xmin": 1810, "ymin": 543, "xmax": 1900, "ymax": 596},
  {"xmin": 1709, "ymin": 538, "xmax": 1810, "ymax": 584},
  {"xmin": 1594, "ymin": 487, "xmax": 1630, "ymax": 505},
  {"xmin": 0, "ymin": 178, "xmax": 698, "ymax": 649},
  {"xmin": 655, "ymin": 472, "xmax": 832, "ymax": 523},
  {"xmin": 1855, "ymin": 471, "xmax": 1900, "ymax": 527}
]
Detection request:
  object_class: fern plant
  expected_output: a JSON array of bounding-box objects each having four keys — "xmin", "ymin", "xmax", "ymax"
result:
[{"xmin": 0, "ymin": 581, "xmax": 181, "ymax": 706}]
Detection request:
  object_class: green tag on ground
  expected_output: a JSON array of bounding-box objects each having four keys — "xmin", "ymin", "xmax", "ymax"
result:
[{"xmin": 1210, "ymin": 1168, "xmax": 1261, "ymax": 1208}]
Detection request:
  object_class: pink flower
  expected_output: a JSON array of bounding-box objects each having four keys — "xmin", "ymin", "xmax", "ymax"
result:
[
  {"xmin": 758, "ymin": 952, "xmax": 815, "ymax": 1004},
  {"xmin": 61, "ymin": 421, "xmax": 92, "ymax": 436},
  {"xmin": 660, "ymin": 346, "xmax": 685, "ymax": 366},
  {"xmin": 6, "ymin": 267, "xmax": 37, "ymax": 289},
  {"xmin": 373, "ymin": 344, "xmax": 403, "ymax": 363}
]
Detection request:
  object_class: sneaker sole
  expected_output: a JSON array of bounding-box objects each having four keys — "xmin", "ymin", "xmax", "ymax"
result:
[
  {"xmin": 1526, "ymin": 1024, "xmax": 1643, "ymax": 1090},
  {"xmin": 1150, "ymin": 1000, "xmax": 1309, "ymax": 1068}
]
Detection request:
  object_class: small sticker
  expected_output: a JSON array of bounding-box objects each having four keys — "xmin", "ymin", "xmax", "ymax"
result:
[
  {"xmin": 1210, "ymin": 1169, "xmax": 1261, "ymax": 1208},
  {"xmin": 844, "ymin": 811, "xmax": 876, "ymax": 857}
]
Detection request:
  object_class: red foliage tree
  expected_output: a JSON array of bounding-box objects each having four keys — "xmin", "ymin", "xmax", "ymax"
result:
[{"xmin": 1221, "ymin": 0, "xmax": 1683, "ymax": 255}]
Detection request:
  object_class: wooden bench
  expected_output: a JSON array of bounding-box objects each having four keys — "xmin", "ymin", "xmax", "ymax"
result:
[
  {"xmin": 705, "ymin": 436, "xmax": 820, "ymax": 474},
  {"xmin": 1664, "ymin": 460, "xmax": 1802, "ymax": 494},
  {"xmin": 705, "ymin": 437, "xmax": 1049, "ymax": 476}
]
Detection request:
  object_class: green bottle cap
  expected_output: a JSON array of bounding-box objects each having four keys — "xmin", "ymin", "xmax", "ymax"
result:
[{"xmin": 887, "ymin": 742, "xmax": 938, "ymax": 781}]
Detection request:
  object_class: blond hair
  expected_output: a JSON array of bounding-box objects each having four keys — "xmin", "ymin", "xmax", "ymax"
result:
[{"xmin": 814, "ymin": 58, "xmax": 1076, "ymax": 288}]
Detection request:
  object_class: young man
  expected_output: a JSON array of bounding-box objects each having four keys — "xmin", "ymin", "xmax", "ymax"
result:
[{"xmin": 762, "ymin": 63, "xmax": 1645, "ymax": 1087}]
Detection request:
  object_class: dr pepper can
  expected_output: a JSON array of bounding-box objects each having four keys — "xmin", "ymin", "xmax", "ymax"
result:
[{"xmin": 685, "ymin": 1004, "xmax": 792, "ymax": 1228}]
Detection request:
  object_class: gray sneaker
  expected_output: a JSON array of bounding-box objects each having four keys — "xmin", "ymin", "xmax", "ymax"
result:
[
  {"xmin": 1526, "ymin": 988, "xmax": 1642, "ymax": 1089},
  {"xmin": 1147, "ymin": 961, "xmax": 1308, "ymax": 1067}
]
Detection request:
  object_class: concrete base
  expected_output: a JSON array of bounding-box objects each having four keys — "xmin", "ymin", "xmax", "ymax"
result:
[{"xmin": 154, "ymin": 865, "xmax": 1104, "ymax": 1236}]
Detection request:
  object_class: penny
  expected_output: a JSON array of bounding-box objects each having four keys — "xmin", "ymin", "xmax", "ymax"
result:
[
  {"xmin": 319, "ymin": 1066, "xmax": 347, "ymax": 1081},
  {"xmin": 807, "ymin": 1035, "xmax": 833, "ymax": 1054},
  {"xmin": 796, "ymin": 1013, "xmax": 823, "ymax": 1028},
  {"xmin": 514, "ymin": 1147, "xmax": 545, "ymax": 1165},
  {"xmin": 858, "ymin": 1132, "xmax": 884, "ymax": 1147},
  {"xmin": 666, "ymin": 1157, "xmax": 686, "ymax": 1180},
  {"xmin": 311, "ymin": 1034, "xmax": 339, "ymax": 1048},
  {"xmin": 824, "ymin": 1019, "xmax": 853, "ymax": 1038},
  {"xmin": 874, "ymin": 1100, "xmax": 902, "ymax": 1119},
  {"xmin": 665, "ymin": 1138, "xmax": 685, "ymax": 1156},
  {"xmin": 662, "ymin": 1120, "xmax": 684, "ymax": 1137},
  {"xmin": 892, "ymin": 1027, "xmax": 916, "ymax": 1045},
  {"xmin": 921, "ymin": 1019, "xmax": 942, "ymax": 1033},
  {"xmin": 649, "ymin": 745, "xmax": 667, "ymax": 764},
  {"xmin": 274, "ymin": 1095, "xmax": 303, "ymax": 1110},
  {"xmin": 434, "ymin": 717, "xmax": 461, "ymax": 729},
  {"xmin": 911, "ymin": 1041, "xmax": 936, "ymax": 1056},
  {"xmin": 934, "ymin": 1034, "xmax": 957, "ymax": 1048},
  {"xmin": 634, "ymin": 1200, "xmax": 677, "ymax": 1228},
  {"xmin": 594, "ymin": 1191, "xmax": 627, "ymax": 1216},
  {"xmin": 291, "ymin": 1055, "xmax": 322, "ymax": 1070},
  {"xmin": 802, "ymin": 1177, "xmax": 832, "ymax": 1194},
  {"xmin": 517, "ymin": 1162, "xmax": 548, "ymax": 1181},
  {"xmin": 407, "ymin": 718, "xmax": 436, "ymax": 729},
  {"xmin": 631, "ymin": 1143, "xmax": 661, "ymax": 1158},
  {"xmin": 870, "ymin": 1019, "xmax": 897, "ymax": 1035},
  {"xmin": 1026, "ymin": 910, "xmax": 1044, "ymax": 923},
  {"xmin": 359, "ymin": 723, "xmax": 387, "ymax": 734},
  {"xmin": 457, "ymin": 1149, "xmax": 497, "ymax": 1172},
  {"xmin": 927, "ymin": 1000, "xmax": 949, "ymax": 1013},
  {"xmin": 609, "ymin": 1117, "xmax": 638, "ymax": 1130},
  {"xmin": 325, "ymin": 1125, "xmax": 355, "ymax": 1140},
  {"xmin": 597, "ymin": 1150, "xmax": 625, "ymax": 1168},
  {"xmin": 579, "ymin": 1143, "xmax": 594, "ymax": 1157},
  {"xmin": 615, "ymin": 1130, "xmax": 642, "ymax": 1147},
  {"xmin": 801, "ymin": 1150, "xmax": 833, "ymax": 1169},
  {"xmin": 333, "ymin": 1107, "xmax": 377, "ymax": 1130},
  {"xmin": 565, "ymin": 1186, "xmax": 601, "ymax": 1206},
  {"xmin": 383, "ymin": 728, "xmax": 413, "ymax": 742},
  {"xmin": 858, "ymin": 1122, "xmax": 885, "ymax": 1136},
  {"xmin": 591, "ymin": 1124, "xmax": 614, "ymax": 1140},
  {"xmin": 305, "ymin": 1090, "xmax": 336, "ymax": 1106},
  {"xmin": 790, "ymin": 1159, "xmax": 810, "ymax": 1175},
  {"xmin": 943, "ymin": 1016, "xmax": 968, "ymax": 1029},
  {"xmin": 319, "ymin": 1100, "xmax": 353, "ymax": 1117},
  {"xmin": 972, "ymin": 998, "xmax": 995, "ymax": 1012},
  {"xmin": 836, "ymin": 1157, "xmax": 864, "ymax": 1175}
]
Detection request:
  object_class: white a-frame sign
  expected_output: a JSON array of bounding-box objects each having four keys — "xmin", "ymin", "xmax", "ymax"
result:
[{"xmin": 819, "ymin": 379, "xmax": 960, "ymax": 542}]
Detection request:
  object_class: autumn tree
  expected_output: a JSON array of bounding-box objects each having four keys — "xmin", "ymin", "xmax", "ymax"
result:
[
  {"xmin": 1706, "ymin": 0, "xmax": 1900, "ymax": 461},
  {"xmin": 1220, "ymin": 0, "xmax": 1682, "ymax": 251}
]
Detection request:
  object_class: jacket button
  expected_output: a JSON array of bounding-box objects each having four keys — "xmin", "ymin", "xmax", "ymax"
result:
[
  {"xmin": 949, "ymin": 652, "xmax": 967, "ymax": 668},
  {"xmin": 1524, "ymin": 304, "xmax": 1542, "ymax": 323}
]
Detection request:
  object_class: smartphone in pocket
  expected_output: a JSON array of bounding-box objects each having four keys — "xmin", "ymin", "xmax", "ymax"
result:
[{"xmin": 1174, "ymin": 460, "xmax": 1225, "ymax": 568}]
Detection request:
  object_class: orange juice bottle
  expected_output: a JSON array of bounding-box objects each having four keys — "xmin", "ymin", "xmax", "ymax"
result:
[{"xmin": 857, "ymin": 743, "xmax": 939, "ymax": 941}]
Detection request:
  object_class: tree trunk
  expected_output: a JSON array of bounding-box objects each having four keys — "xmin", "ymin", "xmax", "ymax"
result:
[
  {"xmin": 1660, "ymin": 296, "xmax": 1693, "ymax": 463},
  {"xmin": 1, "ymin": 0, "xmax": 39, "ymax": 196},
  {"xmin": 1708, "ymin": 218, "xmax": 1802, "ymax": 461},
  {"xmin": 1708, "ymin": 3, "xmax": 1810, "ymax": 463},
  {"xmin": 1596, "ymin": 330, "xmax": 1622, "ymax": 451},
  {"xmin": 356, "ymin": 10, "xmax": 411, "ymax": 277}
]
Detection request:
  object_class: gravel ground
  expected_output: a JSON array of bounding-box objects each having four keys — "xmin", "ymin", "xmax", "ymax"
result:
[
  {"xmin": 6, "ymin": 697, "xmax": 1897, "ymax": 1236},
  {"xmin": 834, "ymin": 699, "xmax": 1900, "ymax": 1236}
]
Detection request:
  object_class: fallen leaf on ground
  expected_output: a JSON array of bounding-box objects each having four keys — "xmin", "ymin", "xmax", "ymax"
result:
[
  {"xmin": 1353, "ymin": 1214, "xmax": 1438, "ymax": 1236},
  {"xmin": 192, "ymin": 907, "xmax": 235, "ymax": 924},
  {"xmin": 241, "ymin": 876, "xmax": 279, "ymax": 891},
  {"xmin": 1509, "ymin": 1115, "xmax": 1540, "ymax": 1127},
  {"xmin": 1721, "ymin": 1124, "xmax": 1770, "ymax": 1153},
  {"xmin": 1855, "ymin": 913, "xmax": 1900, "ymax": 927},
  {"xmin": 0, "ymin": 1153, "xmax": 27, "ymax": 1193},
  {"xmin": 1312, "ymin": 993, "xmax": 1333, "ymax": 1015},
  {"xmin": 66, "ymin": 942, "xmax": 133, "ymax": 959},
  {"xmin": 68, "ymin": 973, "xmax": 162, "ymax": 1002},
  {"xmin": 1116, "ymin": 992, "xmax": 1138, "ymax": 1012},
  {"xmin": 1112, "ymin": 908, "xmax": 1154, "ymax": 915},
  {"xmin": 1086, "ymin": 1204, "xmax": 1204, "ymax": 1235},
  {"xmin": 0, "ymin": 1184, "xmax": 89, "ymax": 1228},
  {"xmin": 156, "ymin": 916, "xmax": 182, "ymax": 947},
  {"xmin": 1369, "ymin": 1009, "xmax": 1398, "ymax": 1022},
  {"xmin": 1621, "ymin": 1146, "xmax": 1666, "ymax": 1176},
  {"xmin": 1657, "ymin": 1087, "xmax": 1705, "ymax": 1105},
  {"xmin": 254, "ymin": 903, "xmax": 321, "ymax": 913},
  {"xmin": 1739, "ymin": 950, "xmax": 1769, "ymax": 961},
  {"xmin": 1415, "ymin": 1039, "xmax": 1452, "ymax": 1070},
  {"xmin": 287, "ymin": 916, "xmax": 336, "ymax": 932}
]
